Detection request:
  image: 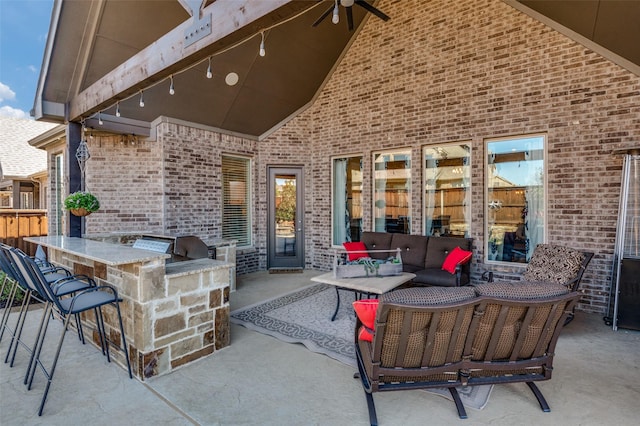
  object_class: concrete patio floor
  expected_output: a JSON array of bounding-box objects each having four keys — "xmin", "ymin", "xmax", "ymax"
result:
[{"xmin": 1, "ymin": 270, "xmax": 639, "ymax": 425}]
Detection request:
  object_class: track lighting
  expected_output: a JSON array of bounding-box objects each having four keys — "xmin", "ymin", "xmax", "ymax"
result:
[
  {"xmin": 259, "ymin": 31, "xmax": 266, "ymax": 57},
  {"xmin": 81, "ymin": 3, "xmax": 381, "ymax": 124}
]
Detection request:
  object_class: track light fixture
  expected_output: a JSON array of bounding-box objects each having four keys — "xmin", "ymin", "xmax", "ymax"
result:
[
  {"xmin": 259, "ymin": 31, "xmax": 266, "ymax": 57},
  {"xmin": 81, "ymin": 3, "xmax": 385, "ymax": 126}
]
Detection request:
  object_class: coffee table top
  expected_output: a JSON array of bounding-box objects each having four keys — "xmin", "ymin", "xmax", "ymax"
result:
[{"xmin": 311, "ymin": 272, "xmax": 416, "ymax": 295}]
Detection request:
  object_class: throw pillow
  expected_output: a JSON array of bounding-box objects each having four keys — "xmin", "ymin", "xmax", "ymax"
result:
[
  {"xmin": 353, "ymin": 299, "xmax": 379, "ymax": 342},
  {"xmin": 441, "ymin": 246, "xmax": 473, "ymax": 274},
  {"xmin": 343, "ymin": 241, "xmax": 369, "ymax": 261}
]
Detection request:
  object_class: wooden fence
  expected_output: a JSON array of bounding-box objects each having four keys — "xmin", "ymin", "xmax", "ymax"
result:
[{"xmin": 0, "ymin": 210, "xmax": 47, "ymax": 256}]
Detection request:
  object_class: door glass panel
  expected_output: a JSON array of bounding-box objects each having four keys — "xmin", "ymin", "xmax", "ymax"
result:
[
  {"xmin": 275, "ymin": 174, "xmax": 296, "ymax": 256},
  {"xmin": 332, "ymin": 156, "xmax": 363, "ymax": 245}
]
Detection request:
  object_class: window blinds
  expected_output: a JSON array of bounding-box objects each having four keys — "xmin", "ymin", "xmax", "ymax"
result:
[{"xmin": 222, "ymin": 155, "xmax": 250, "ymax": 246}]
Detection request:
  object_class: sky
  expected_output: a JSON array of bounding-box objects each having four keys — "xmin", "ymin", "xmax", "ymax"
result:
[{"xmin": 0, "ymin": 0, "xmax": 54, "ymax": 119}]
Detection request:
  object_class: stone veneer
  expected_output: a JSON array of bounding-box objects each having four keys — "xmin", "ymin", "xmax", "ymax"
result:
[
  {"xmin": 75, "ymin": 0, "xmax": 639, "ymax": 316},
  {"xmin": 48, "ymin": 247, "xmax": 230, "ymax": 380}
]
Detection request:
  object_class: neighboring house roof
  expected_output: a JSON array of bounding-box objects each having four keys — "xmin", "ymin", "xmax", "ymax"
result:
[{"xmin": 0, "ymin": 116, "xmax": 57, "ymax": 180}]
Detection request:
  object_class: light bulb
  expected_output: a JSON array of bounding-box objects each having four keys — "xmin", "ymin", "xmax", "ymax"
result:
[
  {"xmin": 115, "ymin": 102, "xmax": 121, "ymax": 117},
  {"xmin": 332, "ymin": 2, "xmax": 339, "ymax": 24},
  {"xmin": 139, "ymin": 91, "xmax": 144, "ymax": 107},
  {"xmin": 169, "ymin": 75, "xmax": 175, "ymax": 95},
  {"xmin": 98, "ymin": 111, "xmax": 103, "ymax": 125},
  {"xmin": 259, "ymin": 32, "xmax": 266, "ymax": 57},
  {"xmin": 206, "ymin": 57, "xmax": 213, "ymax": 79}
]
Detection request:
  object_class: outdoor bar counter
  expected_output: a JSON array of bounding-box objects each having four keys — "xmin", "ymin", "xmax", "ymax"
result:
[{"xmin": 25, "ymin": 236, "xmax": 232, "ymax": 380}]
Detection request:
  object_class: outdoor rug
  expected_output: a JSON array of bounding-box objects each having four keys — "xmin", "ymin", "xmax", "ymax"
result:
[{"xmin": 230, "ymin": 283, "xmax": 493, "ymax": 410}]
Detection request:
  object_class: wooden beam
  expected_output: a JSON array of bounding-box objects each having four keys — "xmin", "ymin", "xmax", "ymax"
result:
[{"xmin": 68, "ymin": 0, "xmax": 301, "ymax": 121}]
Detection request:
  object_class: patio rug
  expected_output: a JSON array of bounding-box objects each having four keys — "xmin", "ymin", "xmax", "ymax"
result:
[{"xmin": 230, "ymin": 283, "xmax": 493, "ymax": 410}]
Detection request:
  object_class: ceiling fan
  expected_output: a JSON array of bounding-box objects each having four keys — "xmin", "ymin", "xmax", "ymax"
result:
[{"xmin": 312, "ymin": 0, "xmax": 390, "ymax": 31}]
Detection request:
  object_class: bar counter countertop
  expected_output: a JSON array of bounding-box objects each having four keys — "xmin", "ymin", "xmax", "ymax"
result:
[{"xmin": 25, "ymin": 235, "xmax": 170, "ymax": 265}]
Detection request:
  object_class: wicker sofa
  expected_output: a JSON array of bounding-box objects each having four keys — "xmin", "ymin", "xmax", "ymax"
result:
[
  {"xmin": 354, "ymin": 282, "xmax": 581, "ymax": 424},
  {"xmin": 359, "ymin": 232, "xmax": 473, "ymax": 287}
]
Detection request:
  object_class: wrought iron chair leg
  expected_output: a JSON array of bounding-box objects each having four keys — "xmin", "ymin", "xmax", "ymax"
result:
[
  {"xmin": 448, "ymin": 387, "xmax": 468, "ymax": 419},
  {"xmin": 355, "ymin": 346, "xmax": 378, "ymax": 425},
  {"xmin": 364, "ymin": 390, "xmax": 378, "ymax": 426},
  {"xmin": 526, "ymin": 382, "xmax": 550, "ymax": 412},
  {"xmin": 37, "ymin": 311, "xmax": 73, "ymax": 416},
  {"xmin": 0, "ymin": 278, "xmax": 17, "ymax": 342},
  {"xmin": 75, "ymin": 313, "xmax": 85, "ymax": 344},
  {"xmin": 7, "ymin": 291, "xmax": 31, "ymax": 367},
  {"xmin": 95, "ymin": 307, "xmax": 110, "ymax": 362},
  {"xmin": 114, "ymin": 301, "xmax": 133, "ymax": 378},
  {"xmin": 27, "ymin": 303, "xmax": 53, "ymax": 389},
  {"xmin": 4, "ymin": 287, "xmax": 27, "ymax": 363}
]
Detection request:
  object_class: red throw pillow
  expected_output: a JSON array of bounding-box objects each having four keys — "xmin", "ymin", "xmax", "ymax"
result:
[
  {"xmin": 343, "ymin": 241, "xmax": 369, "ymax": 261},
  {"xmin": 442, "ymin": 246, "xmax": 473, "ymax": 274},
  {"xmin": 353, "ymin": 299, "xmax": 379, "ymax": 342}
]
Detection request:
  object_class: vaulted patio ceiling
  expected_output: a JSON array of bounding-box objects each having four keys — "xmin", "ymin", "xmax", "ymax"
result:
[{"xmin": 33, "ymin": 0, "xmax": 639, "ymax": 140}]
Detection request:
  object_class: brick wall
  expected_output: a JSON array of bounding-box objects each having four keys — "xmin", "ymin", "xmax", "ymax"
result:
[
  {"xmin": 266, "ymin": 0, "xmax": 639, "ymax": 314},
  {"xmin": 85, "ymin": 135, "xmax": 165, "ymax": 233},
  {"xmin": 159, "ymin": 121, "xmax": 263, "ymax": 273}
]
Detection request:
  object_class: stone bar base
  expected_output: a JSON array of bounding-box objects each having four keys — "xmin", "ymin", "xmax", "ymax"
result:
[
  {"xmin": 140, "ymin": 259, "xmax": 230, "ymax": 378},
  {"xmin": 26, "ymin": 237, "xmax": 232, "ymax": 380}
]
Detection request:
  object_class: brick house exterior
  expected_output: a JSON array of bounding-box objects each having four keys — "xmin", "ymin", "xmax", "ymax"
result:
[{"xmin": 67, "ymin": 0, "xmax": 637, "ymax": 315}]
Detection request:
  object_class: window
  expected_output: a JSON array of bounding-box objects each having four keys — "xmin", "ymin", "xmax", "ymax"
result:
[
  {"xmin": 20, "ymin": 192, "xmax": 34, "ymax": 209},
  {"xmin": 332, "ymin": 156, "xmax": 363, "ymax": 245},
  {"xmin": 373, "ymin": 150, "xmax": 411, "ymax": 234},
  {"xmin": 486, "ymin": 134, "xmax": 545, "ymax": 263},
  {"xmin": 222, "ymin": 155, "xmax": 251, "ymax": 246},
  {"xmin": 424, "ymin": 144, "xmax": 471, "ymax": 237}
]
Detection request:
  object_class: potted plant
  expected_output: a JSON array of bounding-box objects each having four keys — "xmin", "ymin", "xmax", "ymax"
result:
[{"xmin": 64, "ymin": 191, "xmax": 100, "ymax": 216}]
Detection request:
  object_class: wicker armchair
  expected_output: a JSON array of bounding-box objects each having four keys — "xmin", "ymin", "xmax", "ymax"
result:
[
  {"xmin": 516, "ymin": 244, "xmax": 593, "ymax": 324},
  {"xmin": 520, "ymin": 244, "xmax": 593, "ymax": 292},
  {"xmin": 354, "ymin": 284, "xmax": 580, "ymax": 424}
]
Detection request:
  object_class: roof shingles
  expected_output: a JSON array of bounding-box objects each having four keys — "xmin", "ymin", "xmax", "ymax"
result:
[{"xmin": 0, "ymin": 116, "xmax": 57, "ymax": 179}]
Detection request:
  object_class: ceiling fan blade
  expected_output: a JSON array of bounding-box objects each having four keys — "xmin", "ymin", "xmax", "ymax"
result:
[
  {"xmin": 312, "ymin": 5, "xmax": 334, "ymax": 27},
  {"xmin": 346, "ymin": 6, "xmax": 354, "ymax": 31},
  {"xmin": 355, "ymin": 0, "xmax": 390, "ymax": 21}
]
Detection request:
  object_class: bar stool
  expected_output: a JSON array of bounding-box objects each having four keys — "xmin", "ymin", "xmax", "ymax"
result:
[{"xmin": 10, "ymin": 248, "xmax": 132, "ymax": 416}]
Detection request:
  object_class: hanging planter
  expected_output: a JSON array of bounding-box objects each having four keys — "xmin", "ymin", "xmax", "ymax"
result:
[
  {"xmin": 69, "ymin": 207, "xmax": 91, "ymax": 217},
  {"xmin": 64, "ymin": 191, "xmax": 100, "ymax": 217}
]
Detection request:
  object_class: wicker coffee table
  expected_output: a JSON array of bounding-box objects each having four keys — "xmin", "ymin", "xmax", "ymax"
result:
[{"xmin": 311, "ymin": 272, "xmax": 416, "ymax": 321}]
